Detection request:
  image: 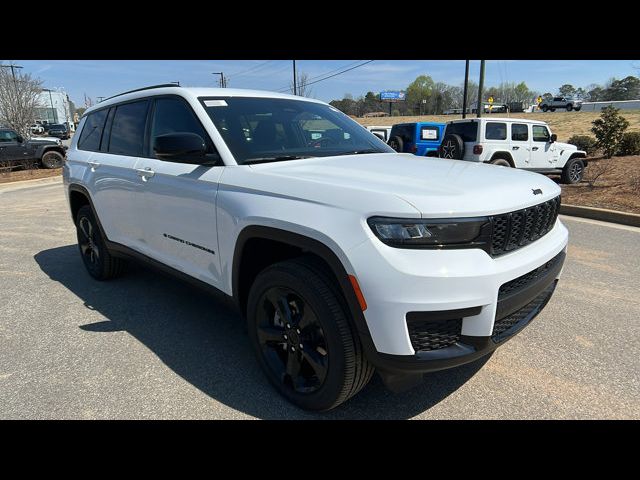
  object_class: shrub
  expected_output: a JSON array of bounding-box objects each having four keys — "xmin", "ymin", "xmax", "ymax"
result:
[
  {"xmin": 391, "ymin": 109, "xmax": 400, "ymax": 117},
  {"xmin": 616, "ymin": 132, "xmax": 640, "ymax": 156},
  {"xmin": 591, "ymin": 106, "xmax": 629, "ymax": 158},
  {"xmin": 568, "ymin": 135, "xmax": 598, "ymax": 156}
]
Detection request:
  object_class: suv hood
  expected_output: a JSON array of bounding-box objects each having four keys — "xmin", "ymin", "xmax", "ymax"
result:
[
  {"xmin": 250, "ymin": 153, "xmax": 561, "ymax": 217},
  {"xmin": 555, "ymin": 141, "xmax": 578, "ymax": 151}
]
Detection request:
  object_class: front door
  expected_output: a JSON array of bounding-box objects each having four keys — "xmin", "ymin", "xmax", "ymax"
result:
[
  {"xmin": 531, "ymin": 124, "xmax": 558, "ymax": 168},
  {"xmin": 134, "ymin": 96, "xmax": 224, "ymax": 288}
]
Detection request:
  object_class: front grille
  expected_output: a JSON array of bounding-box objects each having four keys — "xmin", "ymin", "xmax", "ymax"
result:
[
  {"xmin": 492, "ymin": 281, "xmax": 556, "ymax": 342},
  {"xmin": 498, "ymin": 251, "xmax": 564, "ymax": 299},
  {"xmin": 490, "ymin": 196, "xmax": 561, "ymax": 256},
  {"xmin": 408, "ymin": 318, "xmax": 462, "ymax": 352}
]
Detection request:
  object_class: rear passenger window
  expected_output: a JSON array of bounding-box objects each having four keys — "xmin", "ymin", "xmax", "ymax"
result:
[
  {"xmin": 108, "ymin": 100, "xmax": 149, "ymax": 157},
  {"xmin": 420, "ymin": 126, "xmax": 439, "ymax": 140},
  {"xmin": 78, "ymin": 109, "xmax": 108, "ymax": 151},
  {"xmin": 485, "ymin": 122, "xmax": 507, "ymax": 140},
  {"xmin": 511, "ymin": 123, "xmax": 528, "ymax": 141}
]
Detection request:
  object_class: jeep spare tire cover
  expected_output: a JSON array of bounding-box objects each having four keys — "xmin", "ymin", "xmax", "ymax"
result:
[
  {"xmin": 439, "ymin": 134, "xmax": 465, "ymax": 160},
  {"xmin": 388, "ymin": 135, "xmax": 403, "ymax": 152}
]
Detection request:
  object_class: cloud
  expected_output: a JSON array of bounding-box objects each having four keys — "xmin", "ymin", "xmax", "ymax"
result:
[{"xmin": 36, "ymin": 64, "xmax": 53, "ymax": 74}]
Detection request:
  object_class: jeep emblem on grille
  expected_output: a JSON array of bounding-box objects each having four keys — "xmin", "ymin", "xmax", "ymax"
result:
[{"xmin": 532, "ymin": 188, "xmax": 543, "ymax": 195}]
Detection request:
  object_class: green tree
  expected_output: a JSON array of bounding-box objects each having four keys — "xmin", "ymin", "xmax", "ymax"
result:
[
  {"xmin": 587, "ymin": 85, "xmax": 604, "ymax": 101},
  {"xmin": 558, "ymin": 84, "xmax": 576, "ymax": 97},
  {"xmin": 591, "ymin": 106, "xmax": 629, "ymax": 158},
  {"xmin": 513, "ymin": 82, "xmax": 531, "ymax": 103},
  {"xmin": 406, "ymin": 75, "xmax": 435, "ymax": 115},
  {"xmin": 604, "ymin": 76, "xmax": 640, "ymax": 101},
  {"xmin": 542, "ymin": 92, "xmax": 553, "ymax": 100},
  {"xmin": 574, "ymin": 87, "xmax": 586, "ymax": 100}
]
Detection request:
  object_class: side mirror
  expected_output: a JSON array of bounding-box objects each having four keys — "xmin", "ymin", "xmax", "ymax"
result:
[
  {"xmin": 153, "ymin": 132, "xmax": 214, "ymax": 164},
  {"xmin": 550, "ymin": 134, "xmax": 557, "ymax": 143},
  {"xmin": 16, "ymin": 135, "xmax": 24, "ymax": 143}
]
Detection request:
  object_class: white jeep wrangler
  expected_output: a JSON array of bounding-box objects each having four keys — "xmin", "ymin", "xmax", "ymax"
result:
[
  {"xmin": 439, "ymin": 117, "xmax": 587, "ymax": 184},
  {"xmin": 64, "ymin": 86, "xmax": 568, "ymax": 410}
]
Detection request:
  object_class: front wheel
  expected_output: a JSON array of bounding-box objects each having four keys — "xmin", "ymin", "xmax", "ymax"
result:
[
  {"xmin": 561, "ymin": 157, "xmax": 585, "ymax": 184},
  {"xmin": 247, "ymin": 257, "xmax": 374, "ymax": 411},
  {"xmin": 542, "ymin": 105, "xmax": 548, "ymax": 112},
  {"xmin": 41, "ymin": 151, "xmax": 64, "ymax": 169},
  {"xmin": 566, "ymin": 104, "xmax": 573, "ymax": 111}
]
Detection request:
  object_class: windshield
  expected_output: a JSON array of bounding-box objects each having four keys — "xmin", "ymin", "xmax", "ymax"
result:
[{"xmin": 200, "ymin": 96, "xmax": 394, "ymax": 164}]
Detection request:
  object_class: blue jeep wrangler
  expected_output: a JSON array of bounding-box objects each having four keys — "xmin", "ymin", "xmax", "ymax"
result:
[{"xmin": 388, "ymin": 122, "xmax": 445, "ymax": 156}]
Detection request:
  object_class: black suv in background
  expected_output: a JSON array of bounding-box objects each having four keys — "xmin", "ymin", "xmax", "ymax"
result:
[
  {"xmin": 0, "ymin": 128, "xmax": 67, "ymax": 169},
  {"xmin": 48, "ymin": 124, "xmax": 71, "ymax": 139}
]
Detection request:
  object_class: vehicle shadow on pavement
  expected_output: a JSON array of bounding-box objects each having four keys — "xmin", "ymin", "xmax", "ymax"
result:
[{"xmin": 35, "ymin": 245, "xmax": 489, "ymax": 419}]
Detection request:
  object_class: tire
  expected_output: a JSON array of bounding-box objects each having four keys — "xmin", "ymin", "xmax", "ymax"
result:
[
  {"xmin": 439, "ymin": 133, "xmax": 465, "ymax": 159},
  {"xmin": 561, "ymin": 157, "xmax": 585, "ymax": 184},
  {"xmin": 541, "ymin": 105, "xmax": 548, "ymax": 112},
  {"xmin": 575, "ymin": 107, "xmax": 581, "ymax": 111},
  {"xmin": 550, "ymin": 108, "xmax": 556, "ymax": 112},
  {"xmin": 566, "ymin": 104, "xmax": 573, "ymax": 111},
  {"xmin": 41, "ymin": 150, "xmax": 64, "ymax": 169},
  {"xmin": 247, "ymin": 257, "xmax": 374, "ymax": 411},
  {"xmin": 388, "ymin": 135, "xmax": 403, "ymax": 152},
  {"xmin": 490, "ymin": 158, "xmax": 511, "ymax": 167},
  {"xmin": 76, "ymin": 205, "xmax": 125, "ymax": 280}
]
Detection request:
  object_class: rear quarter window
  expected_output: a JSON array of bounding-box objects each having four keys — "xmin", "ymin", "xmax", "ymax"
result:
[
  {"xmin": 444, "ymin": 121, "xmax": 478, "ymax": 142},
  {"xmin": 78, "ymin": 109, "xmax": 108, "ymax": 152}
]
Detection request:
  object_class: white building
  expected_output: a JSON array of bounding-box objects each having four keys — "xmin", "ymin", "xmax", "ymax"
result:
[{"xmin": 35, "ymin": 89, "xmax": 76, "ymax": 131}]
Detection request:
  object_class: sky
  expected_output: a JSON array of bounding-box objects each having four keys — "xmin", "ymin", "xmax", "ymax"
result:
[{"xmin": 7, "ymin": 60, "xmax": 640, "ymax": 107}]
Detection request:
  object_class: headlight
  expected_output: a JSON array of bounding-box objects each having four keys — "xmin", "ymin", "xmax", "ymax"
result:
[{"xmin": 367, "ymin": 216, "xmax": 490, "ymax": 249}]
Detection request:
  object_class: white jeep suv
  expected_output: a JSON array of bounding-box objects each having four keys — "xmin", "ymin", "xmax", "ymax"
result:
[
  {"xmin": 64, "ymin": 85, "xmax": 568, "ymax": 411},
  {"xmin": 439, "ymin": 117, "xmax": 587, "ymax": 184}
]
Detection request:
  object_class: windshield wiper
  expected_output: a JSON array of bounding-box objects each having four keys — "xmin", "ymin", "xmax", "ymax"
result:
[
  {"xmin": 334, "ymin": 149, "xmax": 381, "ymax": 156},
  {"xmin": 243, "ymin": 155, "xmax": 315, "ymax": 165}
]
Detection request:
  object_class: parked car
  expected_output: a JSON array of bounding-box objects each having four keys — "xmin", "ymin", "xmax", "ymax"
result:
[
  {"xmin": 387, "ymin": 122, "xmax": 446, "ymax": 156},
  {"xmin": 30, "ymin": 124, "xmax": 45, "ymax": 135},
  {"xmin": 539, "ymin": 96, "xmax": 582, "ymax": 112},
  {"xmin": 47, "ymin": 124, "xmax": 70, "ymax": 139},
  {"xmin": 438, "ymin": 118, "xmax": 587, "ymax": 183},
  {"xmin": 365, "ymin": 125, "xmax": 392, "ymax": 142},
  {"xmin": 0, "ymin": 128, "xmax": 66, "ymax": 169},
  {"xmin": 64, "ymin": 85, "xmax": 568, "ymax": 410}
]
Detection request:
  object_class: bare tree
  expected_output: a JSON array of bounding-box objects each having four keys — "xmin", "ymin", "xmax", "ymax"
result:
[
  {"xmin": 290, "ymin": 72, "xmax": 313, "ymax": 98},
  {"xmin": 0, "ymin": 62, "xmax": 44, "ymax": 137}
]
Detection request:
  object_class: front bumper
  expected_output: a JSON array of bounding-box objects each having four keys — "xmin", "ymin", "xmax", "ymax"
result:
[{"xmin": 347, "ymin": 219, "xmax": 568, "ymax": 366}]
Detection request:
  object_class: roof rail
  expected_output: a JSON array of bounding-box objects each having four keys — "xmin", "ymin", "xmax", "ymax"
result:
[{"xmin": 99, "ymin": 84, "xmax": 180, "ymax": 103}]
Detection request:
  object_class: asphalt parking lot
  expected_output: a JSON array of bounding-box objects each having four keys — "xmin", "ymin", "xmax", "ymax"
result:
[{"xmin": 1, "ymin": 177, "xmax": 639, "ymax": 419}]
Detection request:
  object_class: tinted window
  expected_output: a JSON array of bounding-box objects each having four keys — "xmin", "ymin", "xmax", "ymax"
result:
[
  {"xmin": 511, "ymin": 123, "xmax": 528, "ymax": 141},
  {"xmin": 485, "ymin": 122, "xmax": 507, "ymax": 140},
  {"xmin": 78, "ymin": 109, "xmax": 108, "ymax": 151},
  {"xmin": 0, "ymin": 130, "xmax": 18, "ymax": 142},
  {"xmin": 532, "ymin": 125, "xmax": 550, "ymax": 142},
  {"xmin": 390, "ymin": 124, "xmax": 415, "ymax": 142},
  {"xmin": 420, "ymin": 126, "xmax": 439, "ymax": 141},
  {"xmin": 151, "ymin": 97, "xmax": 209, "ymax": 141},
  {"xmin": 445, "ymin": 121, "xmax": 478, "ymax": 142},
  {"xmin": 108, "ymin": 100, "xmax": 149, "ymax": 156}
]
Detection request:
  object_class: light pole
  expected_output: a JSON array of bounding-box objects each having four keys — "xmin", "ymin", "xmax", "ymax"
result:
[
  {"xmin": 212, "ymin": 72, "xmax": 225, "ymax": 88},
  {"xmin": 292, "ymin": 60, "xmax": 297, "ymax": 95},
  {"xmin": 476, "ymin": 60, "xmax": 486, "ymax": 118},
  {"xmin": 1, "ymin": 64, "xmax": 23, "ymax": 90},
  {"xmin": 462, "ymin": 60, "xmax": 469, "ymax": 119},
  {"xmin": 42, "ymin": 88, "xmax": 56, "ymax": 123}
]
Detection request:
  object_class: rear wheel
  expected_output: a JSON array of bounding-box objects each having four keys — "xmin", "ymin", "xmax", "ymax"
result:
[
  {"xmin": 439, "ymin": 133, "xmax": 465, "ymax": 159},
  {"xmin": 561, "ymin": 157, "xmax": 585, "ymax": 184},
  {"xmin": 41, "ymin": 151, "xmax": 64, "ymax": 169},
  {"xmin": 76, "ymin": 205, "xmax": 125, "ymax": 280},
  {"xmin": 388, "ymin": 135, "xmax": 404, "ymax": 152},
  {"xmin": 490, "ymin": 158, "xmax": 511, "ymax": 167},
  {"xmin": 247, "ymin": 257, "xmax": 374, "ymax": 411}
]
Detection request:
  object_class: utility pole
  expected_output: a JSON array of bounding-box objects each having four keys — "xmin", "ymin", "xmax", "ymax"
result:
[
  {"xmin": 1, "ymin": 64, "xmax": 23, "ymax": 90},
  {"xmin": 462, "ymin": 60, "xmax": 470, "ymax": 119},
  {"xmin": 476, "ymin": 60, "xmax": 486, "ymax": 118},
  {"xmin": 42, "ymin": 88, "xmax": 57, "ymax": 123},
  {"xmin": 292, "ymin": 60, "xmax": 297, "ymax": 95},
  {"xmin": 212, "ymin": 72, "xmax": 225, "ymax": 88}
]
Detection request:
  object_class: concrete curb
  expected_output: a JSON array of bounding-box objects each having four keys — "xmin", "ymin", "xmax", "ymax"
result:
[
  {"xmin": 560, "ymin": 204, "xmax": 640, "ymax": 227},
  {"xmin": 0, "ymin": 175, "xmax": 62, "ymax": 193}
]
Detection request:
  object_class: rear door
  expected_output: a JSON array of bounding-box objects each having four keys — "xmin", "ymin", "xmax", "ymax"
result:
[
  {"xmin": 509, "ymin": 122, "xmax": 531, "ymax": 167},
  {"xmin": 417, "ymin": 124, "xmax": 441, "ymax": 155},
  {"xmin": 134, "ymin": 95, "xmax": 224, "ymax": 287},
  {"xmin": 78, "ymin": 101, "xmax": 150, "ymax": 249}
]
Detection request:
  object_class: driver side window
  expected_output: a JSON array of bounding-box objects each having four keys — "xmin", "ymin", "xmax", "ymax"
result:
[{"xmin": 0, "ymin": 130, "xmax": 18, "ymax": 143}]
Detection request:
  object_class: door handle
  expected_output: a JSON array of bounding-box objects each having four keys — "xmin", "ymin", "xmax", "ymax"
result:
[
  {"xmin": 136, "ymin": 168, "xmax": 155, "ymax": 179},
  {"xmin": 532, "ymin": 147, "xmax": 539, "ymax": 151},
  {"xmin": 88, "ymin": 161, "xmax": 100, "ymax": 170},
  {"xmin": 512, "ymin": 146, "xmax": 519, "ymax": 150}
]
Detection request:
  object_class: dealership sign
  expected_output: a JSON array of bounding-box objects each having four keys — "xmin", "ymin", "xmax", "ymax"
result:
[{"xmin": 380, "ymin": 91, "xmax": 406, "ymax": 102}]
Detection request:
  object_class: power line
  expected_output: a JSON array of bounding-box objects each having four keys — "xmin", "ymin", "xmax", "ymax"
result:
[
  {"xmin": 275, "ymin": 60, "xmax": 371, "ymax": 92},
  {"xmin": 276, "ymin": 60, "xmax": 374, "ymax": 93},
  {"xmin": 228, "ymin": 60, "xmax": 278, "ymax": 80}
]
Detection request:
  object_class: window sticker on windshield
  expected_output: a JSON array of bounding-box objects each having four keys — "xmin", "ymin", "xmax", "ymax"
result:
[
  {"xmin": 204, "ymin": 100, "xmax": 228, "ymax": 107},
  {"xmin": 422, "ymin": 129, "xmax": 437, "ymax": 140}
]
